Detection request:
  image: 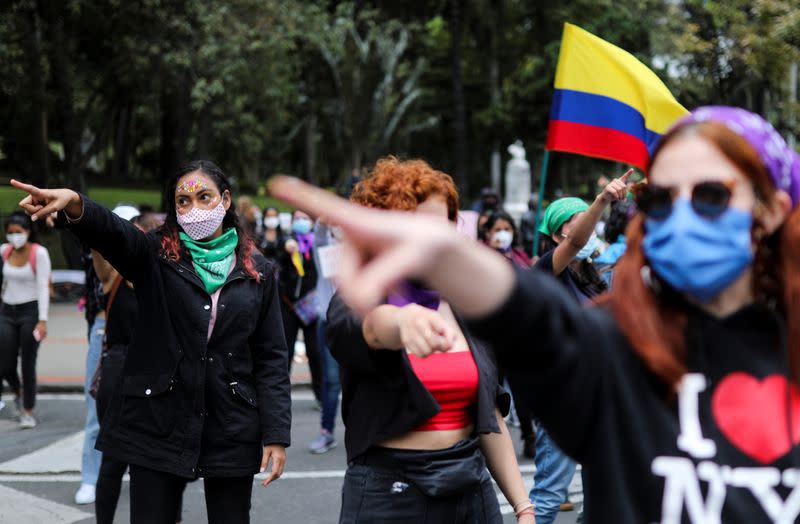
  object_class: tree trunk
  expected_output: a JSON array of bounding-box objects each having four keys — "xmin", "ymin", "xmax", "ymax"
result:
[
  {"xmin": 195, "ymin": 105, "xmax": 212, "ymax": 159},
  {"xmin": 489, "ymin": 0, "xmax": 503, "ymax": 194},
  {"xmin": 21, "ymin": 7, "xmax": 49, "ymax": 187},
  {"xmin": 450, "ymin": 0, "xmax": 469, "ymax": 195},
  {"xmin": 304, "ymin": 113, "xmax": 319, "ymax": 185},
  {"xmin": 111, "ymin": 96, "xmax": 132, "ymax": 180},
  {"xmin": 158, "ymin": 71, "xmax": 192, "ymax": 203},
  {"xmin": 39, "ymin": 0, "xmax": 81, "ymax": 190}
]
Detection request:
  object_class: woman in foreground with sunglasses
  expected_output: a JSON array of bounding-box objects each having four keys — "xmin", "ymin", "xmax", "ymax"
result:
[{"xmin": 271, "ymin": 106, "xmax": 800, "ymax": 523}]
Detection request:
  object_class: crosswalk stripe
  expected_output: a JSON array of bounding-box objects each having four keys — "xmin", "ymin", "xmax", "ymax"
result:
[
  {"xmin": 0, "ymin": 484, "xmax": 91, "ymax": 523},
  {"xmin": 0, "ymin": 432, "xmax": 83, "ymax": 474}
]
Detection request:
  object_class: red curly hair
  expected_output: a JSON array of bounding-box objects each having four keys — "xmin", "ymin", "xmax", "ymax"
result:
[
  {"xmin": 599, "ymin": 121, "xmax": 800, "ymax": 386},
  {"xmin": 351, "ymin": 157, "xmax": 459, "ymax": 222}
]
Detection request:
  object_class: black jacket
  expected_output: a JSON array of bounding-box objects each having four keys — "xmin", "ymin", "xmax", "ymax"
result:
[
  {"xmin": 468, "ymin": 266, "xmax": 799, "ymax": 523},
  {"xmin": 276, "ymin": 235, "xmax": 318, "ymax": 303},
  {"xmin": 326, "ymin": 294, "xmax": 510, "ymax": 462},
  {"xmin": 64, "ymin": 197, "xmax": 291, "ymax": 479}
]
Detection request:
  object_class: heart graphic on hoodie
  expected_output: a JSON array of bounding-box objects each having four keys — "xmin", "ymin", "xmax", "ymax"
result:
[{"xmin": 712, "ymin": 372, "xmax": 800, "ymax": 465}]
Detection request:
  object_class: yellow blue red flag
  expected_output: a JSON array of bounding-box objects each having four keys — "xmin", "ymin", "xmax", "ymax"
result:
[{"xmin": 546, "ymin": 23, "xmax": 689, "ymax": 170}]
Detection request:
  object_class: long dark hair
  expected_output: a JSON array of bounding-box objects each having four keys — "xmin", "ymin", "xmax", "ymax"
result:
[
  {"xmin": 605, "ymin": 200, "xmax": 635, "ymax": 243},
  {"xmin": 160, "ymin": 160, "xmax": 260, "ymax": 281}
]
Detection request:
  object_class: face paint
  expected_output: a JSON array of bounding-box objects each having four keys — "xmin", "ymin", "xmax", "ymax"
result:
[{"xmin": 177, "ymin": 179, "xmax": 210, "ymax": 194}]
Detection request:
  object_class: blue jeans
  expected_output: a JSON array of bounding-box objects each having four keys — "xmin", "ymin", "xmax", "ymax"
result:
[
  {"xmin": 317, "ymin": 319, "xmax": 340, "ymax": 433},
  {"xmin": 530, "ymin": 424, "xmax": 577, "ymax": 524},
  {"xmin": 81, "ymin": 316, "xmax": 105, "ymax": 486}
]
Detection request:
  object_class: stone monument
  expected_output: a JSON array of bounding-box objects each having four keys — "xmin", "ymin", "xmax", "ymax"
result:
[{"xmin": 504, "ymin": 140, "xmax": 531, "ymax": 223}]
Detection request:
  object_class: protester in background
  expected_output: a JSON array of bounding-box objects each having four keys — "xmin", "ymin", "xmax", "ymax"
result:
[
  {"xmin": 529, "ymin": 177, "xmax": 627, "ymax": 522},
  {"xmin": 236, "ymin": 196, "xmax": 261, "ymax": 237},
  {"xmin": 91, "ymin": 209, "xmax": 186, "ymax": 524},
  {"xmin": 482, "ymin": 209, "xmax": 536, "ymax": 459},
  {"xmin": 308, "ymin": 218, "xmax": 341, "ymax": 454},
  {"xmin": 476, "ymin": 208, "xmax": 494, "ymax": 244},
  {"xmin": 537, "ymin": 193, "xmax": 619, "ymax": 302},
  {"xmin": 270, "ymin": 106, "xmax": 800, "ymax": 523},
  {"xmin": 277, "ymin": 210, "xmax": 323, "ymax": 404},
  {"xmin": 259, "ymin": 206, "xmax": 285, "ymax": 263},
  {"xmin": 474, "ymin": 187, "xmax": 502, "ymax": 214},
  {"xmin": 595, "ymin": 199, "xmax": 635, "ymax": 287},
  {"xmin": 13, "ymin": 159, "xmax": 291, "ymax": 524},
  {"xmin": 329, "ymin": 157, "xmax": 534, "ymax": 523},
  {"xmin": 522, "ymin": 172, "xmax": 630, "ymax": 524},
  {"xmin": 485, "ymin": 210, "xmax": 532, "ymax": 268},
  {"xmin": 0, "ymin": 212, "xmax": 51, "ymax": 430},
  {"xmin": 74, "ymin": 205, "xmax": 141, "ymax": 506}
]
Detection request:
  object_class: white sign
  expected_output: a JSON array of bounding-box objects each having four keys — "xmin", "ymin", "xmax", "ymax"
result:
[{"xmin": 317, "ymin": 244, "xmax": 343, "ymax": 279}]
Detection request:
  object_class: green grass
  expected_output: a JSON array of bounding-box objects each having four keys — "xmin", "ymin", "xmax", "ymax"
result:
[{"xmin": 0, "ymin": 186, "xmax": 286, "ymax": 215}]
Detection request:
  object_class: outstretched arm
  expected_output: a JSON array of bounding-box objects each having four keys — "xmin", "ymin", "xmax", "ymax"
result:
[
  {"xmin": 550, "ymin": 169, "xmax": 632, "ymax": 276},
  {"xmin": 12, "ymin": 181, "xmax": 152, "ymax": 282}
]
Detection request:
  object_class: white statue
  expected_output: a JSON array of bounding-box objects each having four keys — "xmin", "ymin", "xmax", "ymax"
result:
[{"xmin": 504, "ymin": 140, "xmax": 531, "ymax": 222}]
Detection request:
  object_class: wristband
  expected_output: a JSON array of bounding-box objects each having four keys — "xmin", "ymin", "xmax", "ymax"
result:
[
  {"xmin": 516, "ymin": 508, "xmax": 535, "ymax": 520},
  {"xmin": 514, "ymin": 500, "xmax": 535, "ymax": 518},
  {"xmin": 513, "ymin": 499, "xmax": 534, "ymax": 512}
]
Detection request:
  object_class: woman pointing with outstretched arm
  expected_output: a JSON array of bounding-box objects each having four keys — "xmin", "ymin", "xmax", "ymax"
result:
[{"xmin": 270, "ymin": 107, "xmax": 800, "ymax": 524}]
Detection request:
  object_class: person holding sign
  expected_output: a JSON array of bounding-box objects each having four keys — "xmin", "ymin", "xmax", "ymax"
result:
[
  {"xmin": 277, "ymin": 210, "xmax": 323, "ymax": 405},
  {"xmin": 270, "ymin": 107, "xmax": 800, "ymax": 523}
]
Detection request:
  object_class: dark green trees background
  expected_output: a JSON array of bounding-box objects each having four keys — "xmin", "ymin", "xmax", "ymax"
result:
[{"xmin": 1, "ymin": 0, "xmax": 798, "ymax": 202}]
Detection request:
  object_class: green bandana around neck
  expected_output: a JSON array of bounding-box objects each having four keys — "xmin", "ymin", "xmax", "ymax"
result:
[
  {"xmin": 538, "ymin": 197, "xmax": 589, "ymax": 236},
  {"xmin": 179, "ymin": 228, "xmax": 238, "ymax": 294}
]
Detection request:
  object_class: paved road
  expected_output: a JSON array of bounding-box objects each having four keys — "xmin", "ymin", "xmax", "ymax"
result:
[
  {"xmin": 0, "ymin": 303, "xmax": 581, "ymax": 523},
  {"xmin": 0, "ymin": 392, "xmax": 581, "ymax": 524}
]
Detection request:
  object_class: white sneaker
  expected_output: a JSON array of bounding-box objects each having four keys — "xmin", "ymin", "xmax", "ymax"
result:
[
  {"xmin": 0, "ymin": 400, "xmax": 6, "ymax": 413},
  {"xmin": 74, "ymin": 483, "xmax": 96, "ymax": 505},
  {"xmin": 18, "ymin": 413, "xmax": 37, "ymax": 429}
]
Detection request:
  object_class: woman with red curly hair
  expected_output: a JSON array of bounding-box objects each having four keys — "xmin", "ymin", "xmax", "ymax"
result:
[
  {"xmin": 273, "ymin": 107, "xmax": 800, "ymax": 523},
  {"xmin": 11, "ymin": 160, "xmax": 291, "ymax": 524},
  {"xmin": 327, "ymin": 157, "xmax": 534, "ymax": 523}
]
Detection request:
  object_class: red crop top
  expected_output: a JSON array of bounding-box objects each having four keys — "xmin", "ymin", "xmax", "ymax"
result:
[{"xmin": 407, "ymin": 350, "xmax": 479, "ymax": 431}]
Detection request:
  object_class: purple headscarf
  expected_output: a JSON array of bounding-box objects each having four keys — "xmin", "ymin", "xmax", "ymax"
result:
[{"xmin": 669, "ymin": 106, "xmax": 800, "ymax": 207}]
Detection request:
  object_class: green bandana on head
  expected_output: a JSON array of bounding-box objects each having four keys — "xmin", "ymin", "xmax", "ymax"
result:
[
  {"xmin": 179, "ymin": 228, "xmax": 238, "ymax": 294},
  {"xmin": 538, "ymin": 197, "xmax": 589, "ymax": 236}
]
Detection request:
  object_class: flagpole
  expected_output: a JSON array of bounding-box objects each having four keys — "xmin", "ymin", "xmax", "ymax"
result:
[{"xmin": 532, "ymin": 149, "xmax": 550, "ymax": 257}]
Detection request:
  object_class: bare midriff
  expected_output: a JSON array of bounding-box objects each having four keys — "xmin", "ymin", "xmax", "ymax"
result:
[
  {"xmin": 378, "ymin": 423, "xmax": 475, "ymax": 451},
  {"xmin": 378, "ymin": 301, "xmax": 477, "ymax": 451}
]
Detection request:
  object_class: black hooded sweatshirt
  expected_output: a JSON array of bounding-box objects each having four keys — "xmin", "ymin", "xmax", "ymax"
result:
[{"xmin": 467, "ymin": 267, "xmax": 800, "ymax": 524}]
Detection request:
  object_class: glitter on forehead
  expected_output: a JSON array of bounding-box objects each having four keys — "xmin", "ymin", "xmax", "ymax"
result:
[{"xmin": 177, "ymin": 179, "xmax": 210, "ymax": 193}]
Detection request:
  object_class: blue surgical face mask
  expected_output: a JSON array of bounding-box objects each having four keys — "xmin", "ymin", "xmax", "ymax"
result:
[
  {"xmin": 292, "ymin": 218, "xmax": 312, "ymax": 235},
  {"xmin": 642, "ymin": 198, "xmax": 753, "ymax": 304},
  {"xmin": 575, "ymin": 233, "xmax": 598, "ymax": 260}
]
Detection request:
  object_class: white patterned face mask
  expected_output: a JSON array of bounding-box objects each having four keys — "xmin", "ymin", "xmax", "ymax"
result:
[{"xmin": 177, "ymin": 201, "xmax": 227, "ymax": 240}]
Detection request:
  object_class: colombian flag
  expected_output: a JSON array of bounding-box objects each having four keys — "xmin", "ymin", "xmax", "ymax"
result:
[{"xmin": 546, "ymin": 23, "xmax": 689, "ymax": 171}]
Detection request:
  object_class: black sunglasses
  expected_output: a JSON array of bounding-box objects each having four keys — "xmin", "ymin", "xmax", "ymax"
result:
[{"xmin": 632, "ymin": 180, "xmax": 736, "ymax": 220}]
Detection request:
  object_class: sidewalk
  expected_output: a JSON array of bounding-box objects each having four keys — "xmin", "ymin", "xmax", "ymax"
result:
[{"xmin": 31, "ymin": 303, "xmax": 311, "ymax": 392}]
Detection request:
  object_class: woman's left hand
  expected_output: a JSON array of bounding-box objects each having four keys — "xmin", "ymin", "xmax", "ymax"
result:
[
  {"xmin": 34, "ymin": 320, "xmax": 47, "ymax": 342},
  {"xmin": 260, "ymin": 444, "xmax": 286, "ymax": 487}
]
